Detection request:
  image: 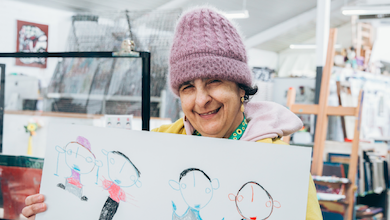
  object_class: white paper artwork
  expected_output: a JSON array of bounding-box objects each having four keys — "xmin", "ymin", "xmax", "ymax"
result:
[{"xmin": 37, "ymin": 124, "xmax": 312, "ymax": 220}]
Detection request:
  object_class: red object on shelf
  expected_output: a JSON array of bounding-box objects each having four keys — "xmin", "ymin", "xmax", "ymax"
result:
[
  {"xmin": 344, "ymin": 138, "xmax": 353, "ymax": 142},
  {"xmin": 0, "ymin": 166, "xmax": 42, "ymax": 219}
]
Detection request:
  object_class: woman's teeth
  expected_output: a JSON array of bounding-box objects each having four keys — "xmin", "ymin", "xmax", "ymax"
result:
[{"xmin": 200, "ymin": 108, "xmax": 218, "ymax": 115}]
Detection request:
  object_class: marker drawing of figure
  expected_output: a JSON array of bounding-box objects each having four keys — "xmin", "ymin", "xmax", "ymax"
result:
[
  {"xmin": 55, "ymin": 136, "xmax": 100, "ymax": 201},
  {"xmin": 228, "ymin": 181, "xmax": 281, "ymax": 220},
  {"xmin": 99, "ymin": 150, "xmax": 141, "ymax": 220},
  {"xmin": 169, "ymin": 168, "xmax": 220, "ymax": 220}
]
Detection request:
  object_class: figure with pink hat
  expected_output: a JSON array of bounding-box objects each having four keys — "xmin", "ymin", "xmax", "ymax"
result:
[{"xmin": 54, "ymin": 136, "xmax": 102, "ymax": 201}]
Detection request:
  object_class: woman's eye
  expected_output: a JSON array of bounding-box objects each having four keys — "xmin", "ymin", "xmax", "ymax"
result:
[
  {"xmin": 209, "ymin": 80, "xmax": 220, "ymax": 84},
  {"xmin": 181, "ymin": 85, "xmax": 193, "ymax": 91}
]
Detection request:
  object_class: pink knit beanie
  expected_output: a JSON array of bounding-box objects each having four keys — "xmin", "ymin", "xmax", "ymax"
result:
[{"xmin": 169, "ymin": 6, "xmax": 252, "ymax": 96}]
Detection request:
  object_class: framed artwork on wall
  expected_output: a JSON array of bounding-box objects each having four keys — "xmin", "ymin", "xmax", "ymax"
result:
[{"xmin": 16, "ymin": 20, "xmax": 48, "ymax": 68}]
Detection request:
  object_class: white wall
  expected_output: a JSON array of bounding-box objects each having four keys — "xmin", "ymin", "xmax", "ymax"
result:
[
  {"xmin": 336, "ymin": 22, "xmax": 353, "ymax": 50},
  {"xmin": 277, "ymin": 22, "xmax": 352, "ymax": 77},
  {"xmin": 247, "ymin": 48, "xmax": 278, "ymax": 70},
  {"xmin": 278, "ymin": 47, "xmax": 317, "ymax": 77},
  {"xmin": 370, "ymin": 25, "xmax": 390, "ymax": 63},
  {"xmin": 0, "ymin": 0, "xmax": 74, "ymax": 87}
]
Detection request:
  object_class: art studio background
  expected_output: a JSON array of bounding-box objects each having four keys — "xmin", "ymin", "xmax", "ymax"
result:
[{"xmin": 0, "ymin": 0, "xmax": 390, "ymax": 219}]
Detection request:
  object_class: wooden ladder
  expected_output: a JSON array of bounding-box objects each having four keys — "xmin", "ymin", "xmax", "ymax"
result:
[{"xmin": 285, "ymin": 28, "xmax": 364, "ymax": 220}]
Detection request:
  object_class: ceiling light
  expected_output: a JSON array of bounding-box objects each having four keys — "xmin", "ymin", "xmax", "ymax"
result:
[
  {"xmin": 222, "ymin": 10, "xmax": 249, "ymax": 19},
  {"xmin": 341, "ymin": 6, "xmax": 390, "ymax": 15},
  {"xmin": 289, "ymin": 44, "xmax": 341, "ymax": 49}
]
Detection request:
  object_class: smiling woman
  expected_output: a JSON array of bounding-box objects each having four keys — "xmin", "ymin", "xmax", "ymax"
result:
[
  {"xmin": 21, "ymin": 5, "xmax": 322, "ymax": 220},
  {"xmin": 152, "ymin": 5, "xmax": 323, "ymax": 220}
]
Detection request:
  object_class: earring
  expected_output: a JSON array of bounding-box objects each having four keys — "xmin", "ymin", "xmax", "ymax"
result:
[
  {"xmin": 240, "ymin": 97, "xmax": 245, "ymax": 112},
  {"xmin": 184, "ymin": 115, "xmax": 187, "ymax": 121}
]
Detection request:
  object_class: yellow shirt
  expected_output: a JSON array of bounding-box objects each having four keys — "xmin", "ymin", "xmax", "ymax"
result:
[{"xmin": 152, "ymin": 118, "xmax": 323, "ymax": 220}]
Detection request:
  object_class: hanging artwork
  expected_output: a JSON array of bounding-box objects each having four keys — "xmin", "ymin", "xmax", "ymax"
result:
[
  {"xmin": 37, "ymin": 124, "xmax": 312, "ymax": 220},
  {"xmin": 16, "ymin": 20, "xmax": 48, "ymax": 68}
]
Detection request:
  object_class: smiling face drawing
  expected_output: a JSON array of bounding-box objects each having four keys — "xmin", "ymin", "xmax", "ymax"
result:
[
  {"xmin": 64, "ymin": 142, "xmax": 96, "ymax": 174},
  {"xmin": 180, "ymin": 170, "xmax": 213, "ymax": 210},
  {"xmin": 229, "ymin": 182, "xmax": 281, "ymax": 220},
  {"xmin": 169, "ymin": 168, "xmax": 220, "ymax": 211},
  {"xmin": 106, "ymin": 151, "xmax": 141, "ymax": 187}
]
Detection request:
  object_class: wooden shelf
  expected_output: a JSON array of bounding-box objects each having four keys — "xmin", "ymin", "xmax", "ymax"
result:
[
  {"xmin": 46, "ymin": 93, "xmax": 162, "ymax": 102},
  {"xmin": 4, "ymin": 110, "xmax": 171, "ymax": 121},
  {"xmin": 315, "ymin": 181, "xmax": 350, "ymax": 190},
  {"xmin": 313, "ymin": 176, "xmax": 351, "ymax": 185},
  {"xmin": 319, "ymin": 199, "xmax": 349, "ymax": 205}
]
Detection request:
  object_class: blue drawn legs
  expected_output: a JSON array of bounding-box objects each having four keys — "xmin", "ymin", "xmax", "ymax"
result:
[
  {"xmin": 99, "ymin": 197, "xmax": 119, "ymax": 220},
  {"xmin": 95, "ymin": 160, "xmax": 103, "ymax": 185},
  {"xmin": 54, "ymin": 145, "xmax": 65, "ymax": 176}
]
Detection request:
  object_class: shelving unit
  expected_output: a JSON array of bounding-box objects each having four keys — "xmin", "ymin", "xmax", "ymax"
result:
[{"xmin": 45, "ymin": 90, "xmax": 167, "ymax": 118}]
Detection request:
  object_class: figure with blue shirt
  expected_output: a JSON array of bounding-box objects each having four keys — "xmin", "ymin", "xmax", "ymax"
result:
[{"xmin": 169, "ymin": 168, "xmax": 220, "ymax": 220}]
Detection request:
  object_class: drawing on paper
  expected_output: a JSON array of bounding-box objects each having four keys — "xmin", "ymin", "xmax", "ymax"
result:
[
  {"xmin": 54, "ymin": 136, "xmax": 102, "ymax": 201},
  {"xmin": 228, "ymin": 181, "xmax": 281, "ymax": 220},
  {"xmin": 169, "ymin": 168, "xmax": 220, "ymax": 220},
  {"xmin": 99, "ymin": 150, "xmax": 141, "ymax": 220}
]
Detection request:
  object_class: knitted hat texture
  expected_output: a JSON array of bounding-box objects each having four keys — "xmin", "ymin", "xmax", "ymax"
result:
[{"xmin": 169, "ymin": 7, "xmax": 252, "ymax": 96}]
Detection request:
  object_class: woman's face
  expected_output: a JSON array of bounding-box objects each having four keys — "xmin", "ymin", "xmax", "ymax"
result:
[{"xmin": 179, "ymin": 78, "xmax": 245, "ymax": 138}]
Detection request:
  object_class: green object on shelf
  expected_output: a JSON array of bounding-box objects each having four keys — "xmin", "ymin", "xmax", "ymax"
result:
[{"xmin": 0, "ymin": 155, "xmax": 44, "ymax": 169}]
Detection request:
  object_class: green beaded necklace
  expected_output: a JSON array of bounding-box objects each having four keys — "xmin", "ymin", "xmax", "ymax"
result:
[{"xmin": 193, "ymin": 114, "xmax": 247, "ymax": 140}]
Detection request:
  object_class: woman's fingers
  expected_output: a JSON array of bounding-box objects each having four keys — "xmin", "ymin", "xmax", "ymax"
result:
[
  {"xmin": 21, "ymin": 203, "xmax": 46, "ymax": 218},
  {"xmin": 25, "ymin": 194, "xmax": 45, "ymax": 206},
  {"xmin": 23, "ymin": 194, "xmax": 46, "ymax": 219}
]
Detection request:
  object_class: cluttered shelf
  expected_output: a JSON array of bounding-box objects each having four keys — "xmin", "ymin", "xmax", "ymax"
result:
[
  {"xmin": 356, "ymin": 204, "xmax": 385, "ymax": 220},
  {"xmin": 314, "ymin": 140, "xmax": 390, "ymax": 220}
]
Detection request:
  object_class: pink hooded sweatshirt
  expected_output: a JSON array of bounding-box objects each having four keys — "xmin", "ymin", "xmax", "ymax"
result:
[{"xmin": 183, "ymin": 101, "xmax": 303, "ymax": 142}]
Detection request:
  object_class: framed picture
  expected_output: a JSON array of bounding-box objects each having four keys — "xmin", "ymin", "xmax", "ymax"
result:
[{"xmin": 16, "ymin": 20, "xmax": 49, "ymax": 68}]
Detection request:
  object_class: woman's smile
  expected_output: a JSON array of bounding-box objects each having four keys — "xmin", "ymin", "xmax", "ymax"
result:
[{"xmin": 196, "ymin": 107, "xmax": 221, "ymax": 119}]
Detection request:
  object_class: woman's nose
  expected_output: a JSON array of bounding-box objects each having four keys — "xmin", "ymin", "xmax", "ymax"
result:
[{"xmin": 194, "ymin": 89, "xmax": 211, "ymax": 107}]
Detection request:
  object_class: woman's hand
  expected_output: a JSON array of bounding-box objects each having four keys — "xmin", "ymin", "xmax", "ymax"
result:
[{"xmin": 22, "ymin": 194, "xmax": 47, "ymax": 220}]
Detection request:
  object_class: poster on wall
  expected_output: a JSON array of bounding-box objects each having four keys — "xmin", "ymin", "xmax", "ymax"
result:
[
  {"xmin": 16, "ymin": 20, "xmax": 48, "ymax": 68},
  {"xmin": 37, "ymin": 124, "xmax": 312, "ymax": 220}
]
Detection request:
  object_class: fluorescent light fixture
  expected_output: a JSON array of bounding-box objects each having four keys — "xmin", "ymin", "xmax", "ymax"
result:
[
  {"xmin": 290, "ymin": 44, "xmax": 341, "ymax": 49},
  {"xmin": 222, "ymin": 10, "xmax": 249, "ymax": 19},
  {"xmin": 341, "ymin": 6, "xmax": 390, "ymax": 15}
]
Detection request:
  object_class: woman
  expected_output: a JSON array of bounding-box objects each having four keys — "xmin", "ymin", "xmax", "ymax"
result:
[{"xmin": 22, "ymin": 6, "xmax": 322, "ymax": 220}]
